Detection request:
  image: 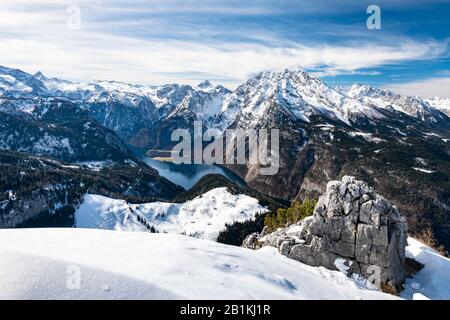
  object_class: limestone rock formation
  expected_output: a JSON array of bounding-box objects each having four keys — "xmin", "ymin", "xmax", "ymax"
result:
[{"xmin": 244, "ymin": 176, "xmax": 408, "ymax": 291}]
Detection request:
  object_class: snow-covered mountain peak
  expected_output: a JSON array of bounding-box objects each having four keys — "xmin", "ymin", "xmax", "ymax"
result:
[
  {"xmin": 347, "ymin": 83, "xmax": 382, "ymax": 98},
  {"xmin": 346, "ymin": 83, "xmax": 401, "ymax": 101},
  {"xmin": 241, "ymin": 69, "xmax": 333, "ymax": 103},
  {"xmin": 196, "ymin": 81, "xmax": 231, "ymax": 98},
  {"xmin": 0, "ymin": 65, "xmax": 447, "ymax": 137},
  {"xmin": 247, "ymin": 69, "xmax": 320, "ymax": 88},
  {"xmin": 229, "ymin": 68, "xmax": 384, "ymax": 128},
  {"xmin": 0, "ymin": 65, "xmax": 22, "ymax": 76},
  {"xmin": 344, "ymin": 83, "xmax": 444, "ymax": 122},
  {"xmin": 33, "ymin": 71, "xmax": 47, "ymax": 81},
  {"xmin": 92, "ymin": 79, "xmax": 147, "ymax": 93}
]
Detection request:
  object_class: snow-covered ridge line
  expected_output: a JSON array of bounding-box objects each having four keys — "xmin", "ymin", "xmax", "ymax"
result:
[
  {"xmin": 0, "ymin": 65, "xmax": 447, "ymax": 130},
  {"xmin": 75, "ymin": 187, "xmax": 269, "ymax": 240}
]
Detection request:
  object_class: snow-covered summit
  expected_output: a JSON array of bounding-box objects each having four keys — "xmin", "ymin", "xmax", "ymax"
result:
[
  {"xmin": 344, "ymin": 83, "xmax": 444, "ymax": 122},
  {"xmin": 0, "ymin": 228, "xmax": 447, "ymax": 299},
  {"xmin": 197, "ymin": 80, "xmax": 213, "ymax": 90},
  {"xmin": 0, "ymin": 65, "xmax": 47, "ymax": 96}
]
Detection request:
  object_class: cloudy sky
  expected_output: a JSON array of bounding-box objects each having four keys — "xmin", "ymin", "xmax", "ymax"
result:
[{"xmin": 0, "ymin": 0, "xmax": 449, "ymax": 97}]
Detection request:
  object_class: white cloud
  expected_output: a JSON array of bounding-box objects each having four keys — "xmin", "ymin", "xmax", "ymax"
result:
[
  {"xmin": 386, "ymin": 77, "xmax": 450, "ymax": 99},
  {"xmin": 0, "ymin": 0, "xmax": 448, "ymax": 88}
]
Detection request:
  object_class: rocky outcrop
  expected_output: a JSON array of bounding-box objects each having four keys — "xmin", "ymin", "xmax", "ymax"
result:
[
  {"xmin": 244, "ymin": 176, "xmax": 408, "ymax": 292},
  {"xmin": 242, "ymin": 226, "xmax": 270, "ymax": 250}
]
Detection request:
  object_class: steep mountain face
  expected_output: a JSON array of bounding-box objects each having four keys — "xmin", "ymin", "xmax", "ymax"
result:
[
  {"xmin": 0, "ymin": 98, "xmax": 134, "ymax": 162},
  {"xmin": 27, "ymin": 76, "xmax": 164, "ymax": 142},
  {"xmin": 227, "ymin": 72, "xmax": 448, "ymax": 131},
  {"xmin": 242, "ymin": 116, "xmax": 450, "ymax": 251},
  {"xmin": 227, "ymin": 70, "xmax": 387, "ymax": 130},
  {"xmin": 82, "ymin": 96, "xmax": 160, "ymax": 142},
  {"xmin": 129, "ymin": 82, "xmax": 232, "ymax": 149}
]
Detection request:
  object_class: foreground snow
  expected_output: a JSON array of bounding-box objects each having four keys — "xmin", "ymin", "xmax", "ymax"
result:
[
  {"xmin": 75, "ymin": 188, "xmax": 268, "ymax": 240},
  {"xmin": 0, "ymin": 228, "xmax": 397, "ymax": 300}
]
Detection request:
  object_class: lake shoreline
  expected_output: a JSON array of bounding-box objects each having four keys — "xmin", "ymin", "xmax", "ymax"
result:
[{"xmin": 127, "ymin": 145, "xmax": 246, "ymax": 190}]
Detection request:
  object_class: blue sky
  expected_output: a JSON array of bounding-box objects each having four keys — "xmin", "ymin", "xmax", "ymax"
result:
[{"xmin": 0, "ymin": 0, "xmax": 449, "ymax": 97}]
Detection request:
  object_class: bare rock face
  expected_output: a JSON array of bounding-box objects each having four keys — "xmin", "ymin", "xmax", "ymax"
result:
[{"xmin": 245, "ymin": 176, "xmax": 408, "ymax": 291}]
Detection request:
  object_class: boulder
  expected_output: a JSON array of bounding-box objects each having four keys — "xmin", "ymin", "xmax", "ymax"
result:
[{"xmin": 244, "ymin": 176, "xmax": 408, "ymax": 292}]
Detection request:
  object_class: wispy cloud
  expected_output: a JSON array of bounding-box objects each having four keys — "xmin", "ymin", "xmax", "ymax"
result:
[
  {"xmin": 387, "ymin": 77, "xmax": 450, "ymax": 98},
  {"xmin": 0, "ymin": 0, "xmax": 449, "ymax": 88},
  {"xmin": 0, "ymin": 33, "xmax": 445, "ymax": 87}
]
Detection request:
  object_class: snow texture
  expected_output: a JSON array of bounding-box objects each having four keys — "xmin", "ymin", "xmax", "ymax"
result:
[{"xmin": 0, "ymin": 228, "xmax": 399, "ymax": 300}]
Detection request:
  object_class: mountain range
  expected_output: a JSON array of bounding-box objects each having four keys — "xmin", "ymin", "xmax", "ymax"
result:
[
  {"xmin": 0, "ymin": 65, "xmax": 449, "ymax": 253},
  {"xmin": 2, "ymin": 66, "xmax": 448, "ymax": 144}
]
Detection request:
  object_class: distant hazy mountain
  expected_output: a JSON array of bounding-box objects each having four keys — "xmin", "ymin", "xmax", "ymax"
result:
[{"xmin": 426, "ymin": 96, "xmax": 450, "ymax": 117}]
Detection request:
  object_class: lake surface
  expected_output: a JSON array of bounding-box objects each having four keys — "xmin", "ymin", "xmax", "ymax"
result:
[{"xmin": 129, "ymin": 146, "xmax": 246, "ymax": 190}]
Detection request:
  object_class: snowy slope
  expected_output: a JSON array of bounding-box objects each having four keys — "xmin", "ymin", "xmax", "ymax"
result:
[
  {"xmin": 402, "ymin": 238, "xmax": 450, "ymax": 300},
  {"xmin": 0, "ymin": 228, "xmax": 398, "ymax": 300},
  {"xmin": 75, "ymin": 188, "xmax": 269, "ymax": 240}
]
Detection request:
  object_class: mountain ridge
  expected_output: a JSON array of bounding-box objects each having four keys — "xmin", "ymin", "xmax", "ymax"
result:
[{"xmin": 1, "ymin": 66, "xmax": 448, "ymax": 141}]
